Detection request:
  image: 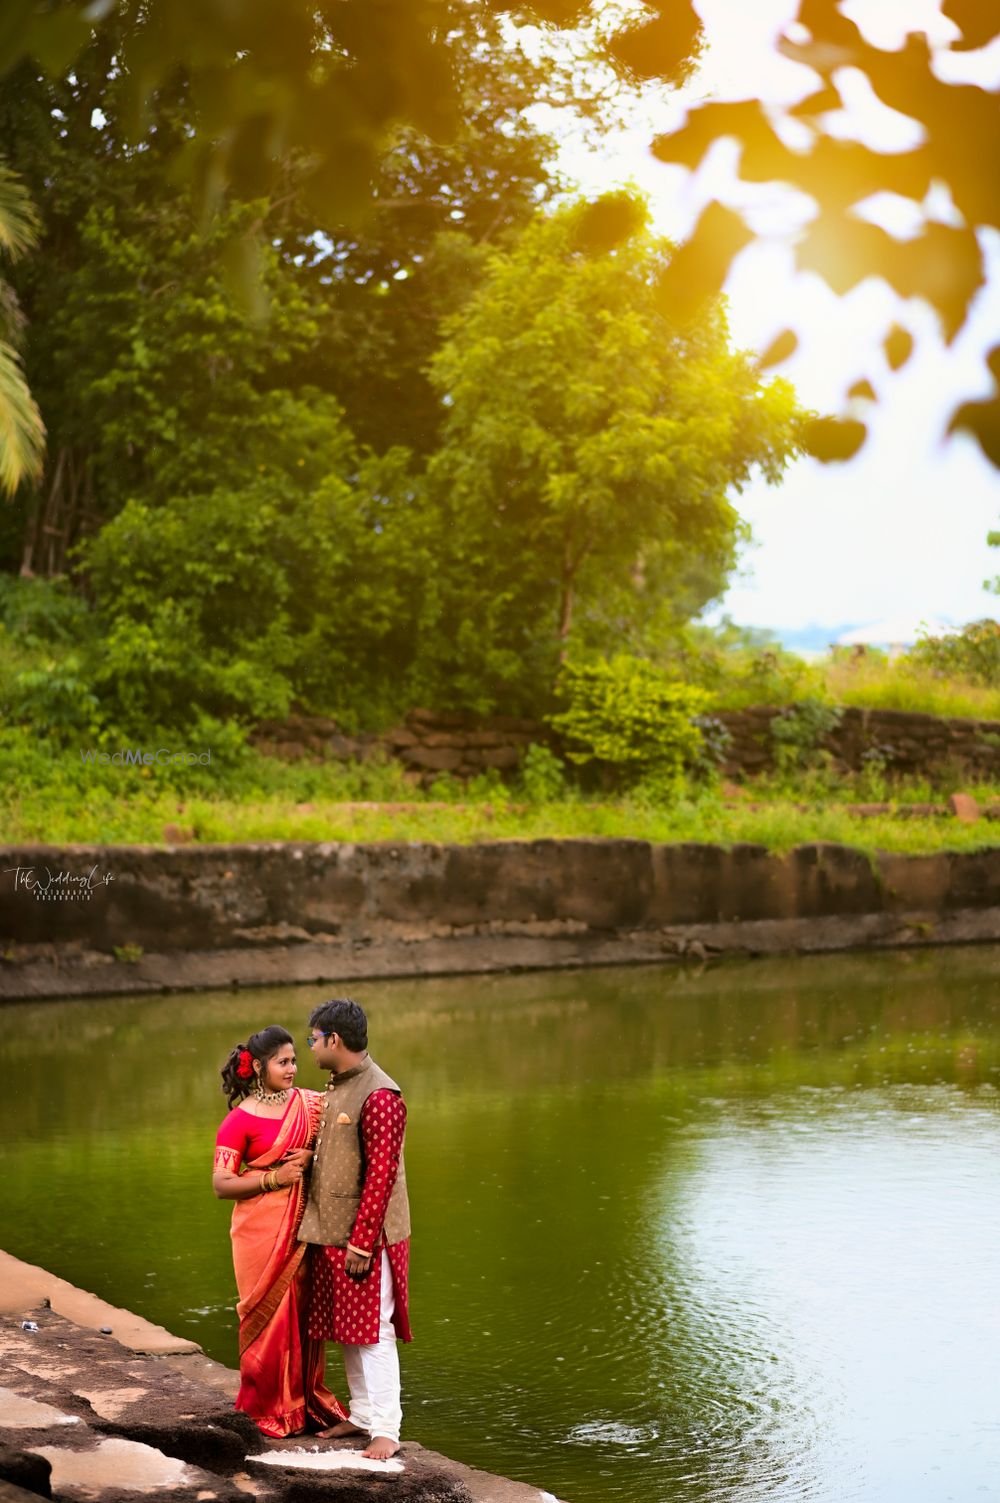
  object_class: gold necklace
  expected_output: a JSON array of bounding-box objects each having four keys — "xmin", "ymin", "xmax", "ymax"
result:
[{"xmin": 252, "ymin": 1085, "xmax": 290, "ymax": 1104}]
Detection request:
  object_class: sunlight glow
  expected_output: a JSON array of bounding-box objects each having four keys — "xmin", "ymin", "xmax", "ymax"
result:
[{"xmin": 540, "ymin": 0, "xmax": 1000, "ymax": 633}]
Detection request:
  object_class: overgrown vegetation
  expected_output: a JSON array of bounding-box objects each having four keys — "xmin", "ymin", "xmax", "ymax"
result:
[
  {"xmin": 6, "ymin": 583, "xmax": 1000, "ymax": 855},
  {"xmin": 5, "ymin": 610, "xmax": 1000, "ymax": 852},
  {"xmin": 3, "ymin": 7, "xmax": 1000, "ymax": 864},
  {"xmin": 3, "ymin": 725, "xmax": 999, "ymax": 854},
  {"xmin": 0, "ymin": 24, "xmax": 802, "ymax": 728}
]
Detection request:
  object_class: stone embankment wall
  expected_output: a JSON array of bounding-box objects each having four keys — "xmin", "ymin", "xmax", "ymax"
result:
[
  {"xmin": 250, "ymin": 705, "xmax": 1000, "ymax": 783},
  {"xmin": 251, "ymin": 708, "xmax": 539, "ymax": 782},
  {"xmin": 713, "ymin": 705, "xmax": 1000, "ymax": 778},
  {"xmin": 3, "ymin": 839, "xmax": 999, "ymax": 999}
]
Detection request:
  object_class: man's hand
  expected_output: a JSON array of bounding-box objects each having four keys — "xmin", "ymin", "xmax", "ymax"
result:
[{"xmin": 345, "ymin": 1247, "xmax": 373, "ymax": 1277}]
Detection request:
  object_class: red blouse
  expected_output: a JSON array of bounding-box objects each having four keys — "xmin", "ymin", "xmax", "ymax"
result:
[{"xmin": 214, "ymin": 1103, "xmax": 289, "ymax": 1172}]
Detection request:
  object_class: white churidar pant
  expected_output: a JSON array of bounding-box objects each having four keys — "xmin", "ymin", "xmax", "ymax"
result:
[{"xmin": 342, "ymin": 1248, "xmax": 401, "ymax": 1442}]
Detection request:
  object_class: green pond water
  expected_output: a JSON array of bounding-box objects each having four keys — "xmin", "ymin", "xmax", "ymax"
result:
[{"xmin": 5, "ymin": 949, "xmax": 1000, "ymax": 1503}]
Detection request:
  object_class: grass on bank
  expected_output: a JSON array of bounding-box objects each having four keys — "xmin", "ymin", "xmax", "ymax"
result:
[
  {"xmin": 10, "ymin": 791, "xmax": 998, "ymax": 855},
  {"xmin": 3, "ymin": 728, "xmax": 1000, "ymax": 854},
  {"xmin": 696, "ymin": 652, "xmax": 1000, "ymax": 720},
  {"xmin": 823, "ymin": 655, "xmax": 1000, "ymax": 721}
]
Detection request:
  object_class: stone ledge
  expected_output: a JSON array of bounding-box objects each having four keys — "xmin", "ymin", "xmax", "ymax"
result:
[
  {"xmin": 0, "ymin": 1251, "xmax": 199, "ymax": 1355},
  {"xmin": 0, "ymin": 1289, "xmax": 566, "ymax": 1502},
  {"xmin": 2, "ymin": 907, "xmax": 1000, "ymax": 1001}
]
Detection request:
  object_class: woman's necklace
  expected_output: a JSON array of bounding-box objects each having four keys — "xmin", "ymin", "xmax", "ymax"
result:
[{"xmin": 252, "ymin": 1085, "xmax": 290, "ymax": 1105}]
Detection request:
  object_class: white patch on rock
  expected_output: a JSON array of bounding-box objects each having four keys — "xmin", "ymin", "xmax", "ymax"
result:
[
  {"xmin": 0, "ymin": 1388, "xmax": 82, "ymax": 1428},
  {"xmin": 31, "ymin": 1437, "xmax": 197, "ymax": 1490},
  {"xmin": 76, "ymin": 1387, "xmax": 151, "ymax": 1421},
  {"xmin": 250, "ymin": 1447, "xmax": 405, "ymax": 1474}
]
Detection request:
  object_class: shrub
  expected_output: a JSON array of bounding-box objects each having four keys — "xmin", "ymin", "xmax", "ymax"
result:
[
  {"xmin": 0, "ymin": 577, "xmax": 104, "ymax": 735},
  {"xmin": 548, "ymin": 655, "xmax": 709, "ymax": 797},
  {"xmin": 770, "ymin": 698, "xmax": 843, "ymax": 775},
  {"xmin": 0, "ymin": 574, "xmax": 94, "ymax": 646},
  {"xmin": 519, "ymin": 742, "xmax": 568, "ymax": 803},
  {"xmin": 906, "ymin": 619, "xmax": 1000, "ymax": 688},
  {"xmin": 8, "ymin": 651, "xmax": 101, "ymax": 732},
  {"xmin": 77, "ymin": 428, "xmax": 422, "ymax": 730}
]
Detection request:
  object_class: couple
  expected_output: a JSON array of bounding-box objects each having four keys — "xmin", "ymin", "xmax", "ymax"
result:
[{"xmin": 212, "ymin": 997, "xmax": 411, "ymax": 1460}]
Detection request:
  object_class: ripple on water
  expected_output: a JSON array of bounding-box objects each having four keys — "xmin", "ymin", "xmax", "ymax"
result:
[{"xmin": 565, "ymin": 1420, "xmax": 660, "ymax": 1447}]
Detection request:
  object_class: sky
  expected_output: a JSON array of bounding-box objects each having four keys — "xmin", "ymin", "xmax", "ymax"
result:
[{"xmin": 535, "ymin": 0, "xmax": 1000, "ymax": 640}]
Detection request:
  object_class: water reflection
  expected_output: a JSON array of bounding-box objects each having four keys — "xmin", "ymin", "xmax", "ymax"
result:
[{"xmin": 3, "ymin": 948, "xmax": 1000, "ymax": 1501}]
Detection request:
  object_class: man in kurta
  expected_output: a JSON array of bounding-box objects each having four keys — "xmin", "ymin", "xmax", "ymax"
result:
[{"xmin": 299, "ymin": 997, "xmax": 411, "ymax": 1461}]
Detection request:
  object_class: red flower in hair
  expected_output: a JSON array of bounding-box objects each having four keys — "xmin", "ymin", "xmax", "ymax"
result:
[{"xmin": 236, "ymin": 1049, "xmax": 254, "ymax": 1079}]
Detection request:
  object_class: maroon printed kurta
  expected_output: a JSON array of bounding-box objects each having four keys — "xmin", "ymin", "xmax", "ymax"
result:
[{"xmin": 308, "ymin": 1089, "xmax": 412, "ymax": 1345}]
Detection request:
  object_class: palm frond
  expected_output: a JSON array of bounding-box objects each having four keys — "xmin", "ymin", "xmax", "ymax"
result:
[
  {"xmin": 0, "ymin": 339, "xmax": 45, "ymax": 495},
  {"xmin": 0, "ymin": 163, "xmax": 40, "ymax": 261}
]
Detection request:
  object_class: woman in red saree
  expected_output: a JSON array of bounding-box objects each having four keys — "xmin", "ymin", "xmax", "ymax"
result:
[{"xmin": 213, "ymin": 1025, "xmax": 348, "ymax": 1438}]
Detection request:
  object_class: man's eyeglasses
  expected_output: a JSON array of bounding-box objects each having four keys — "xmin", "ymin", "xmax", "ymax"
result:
[{"xmin": 306, "ymin": 1032, "xmax": 330, "ymax": 1048}]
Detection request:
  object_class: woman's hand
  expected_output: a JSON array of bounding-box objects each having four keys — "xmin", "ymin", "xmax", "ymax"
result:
[
  {"xmin": 211, "ymin": 1146, "xmax": 313, "ymax": 1198},
  {"xmin": 274, "ymin": 1148, "xmax": 312, "ymax": 1186},
  {"xmin": 281, "ymin": 1147, "xmax": 313, "ymax": 1171}
]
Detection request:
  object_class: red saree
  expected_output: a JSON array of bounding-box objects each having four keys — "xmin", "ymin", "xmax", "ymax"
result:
[{"xmin": 217, "ymin": 1088, "xmax": 347, "ymax": 1437}]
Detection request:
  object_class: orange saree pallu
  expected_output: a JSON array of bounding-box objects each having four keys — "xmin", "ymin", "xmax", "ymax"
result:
[{"xmin": 218, "ymin": 1088, "xmax": 347, "ymax": 1437}]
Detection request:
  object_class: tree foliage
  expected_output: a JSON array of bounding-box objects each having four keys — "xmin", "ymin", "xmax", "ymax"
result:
[
  {"xmin": 415, "ymin": 195, "xmax": 802, "ymax": 709},
  {"xmin": 907, "ymin": 618, "xmax": 1000, "ymax": 689},
  {"xmin": 0, "ymin": 0, "xmax": 606, "ymax": 298},
  {"xmin": 4, "ymin": 190, "xmax": 805, "ymax": 731},
  {"xmin": 0, "ymin": 10, "xmax": 595, "ymax": 567},
  {"xmin": 264, "ymin": 2, "xmax": 582, "ymax": 455},
  {"xmin": 646, "ymin": 0, "xmax": 1000, "ymax": 467},
  {"xmin": 0, "ymin": 163, "xmax": 44, "ymax": 495},
  {"xmin": 79, "ymin": 434, "xmax": 423, "ymax": 730},
  {"xmin": 0, "ymin": 0, "xmax": 831, "ymax": 732},
  {"xmin": 2, "ymin": 0, "xmax": 461, "ymax": 225},
  {"xmin": 8, "ymin": 2, "xmax": 999, "ymax": 465}
]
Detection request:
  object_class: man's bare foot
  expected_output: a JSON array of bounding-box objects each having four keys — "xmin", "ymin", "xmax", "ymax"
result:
[
  {"xmin": 362, "ymin": 1435, "xmax": 400, "ymax": 1461},
  {"xmin": 316, "ymin": 1419, "xmax": 369, "ymax": 1439}
]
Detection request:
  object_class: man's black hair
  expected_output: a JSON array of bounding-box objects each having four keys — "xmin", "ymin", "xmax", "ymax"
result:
[{"xmin": 309, "ymin": 997, "xmax": 368, "ymax": 1053}]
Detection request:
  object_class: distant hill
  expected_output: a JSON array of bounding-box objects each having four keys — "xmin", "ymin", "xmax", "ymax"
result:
[{"xmin": 769, "ymin": 617, "xmax": 957, "ymax": 656}]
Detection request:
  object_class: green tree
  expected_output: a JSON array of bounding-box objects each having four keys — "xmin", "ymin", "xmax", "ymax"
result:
[
  {"xmin": 12, "ymin": 189, "xmax": 331, "ymax": 575},
  {"xmin": 414, "ymin": 194, "xmax": 802, "ymax": 711},
  {"xmin": 0, "ymin": 0, "xmax": 467, "ymax": 226},
  {"xmin": 0, "ymin": 162, "xmax": 44, "ymax": 495},
  {"xmin": 0, "ymin": 58, "xmax": 335, "ymax": 572},
  {"xmin": 271, "ymin": 2, "xmax": 594, "ymax": 456},
  {"xmin": 79, "ymin": 434, "xmax": 424, "ymax": 730},
  {"xmin": 0, "ymin": 11, "xmax": 609, "ymax": 571},
  {"xmin": 12, "ymin": 1, "xmax": 1000, "ymax": 469},
  {"xmin": 0, "ymin": 1, "xmax": 616, "ymax": 306}
]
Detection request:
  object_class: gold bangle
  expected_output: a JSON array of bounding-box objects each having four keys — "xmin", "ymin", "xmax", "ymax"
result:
[{"xmin": 346, "ymin": 1242, "xmax": 372, "ymax": 1258}]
